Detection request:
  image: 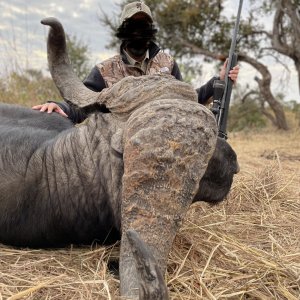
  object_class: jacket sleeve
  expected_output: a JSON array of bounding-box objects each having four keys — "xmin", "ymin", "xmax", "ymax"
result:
[
  {"xmin": 172, "ymin": 60, "xmax": 217, "ymax": 105},
  {"xmin": 50, "ymin": 101, "xmax": 88, "ymax": 124},
  {"xmin": 54, "ymin": 66, "xmax": 108, "ymax": 124},
  {"xmin": 196, "ymin": 76, "xmax": 219, "ymax": 105},
  {"xmin": 171, "ymin": 61, "xmax": 183, "ymax": 81}
]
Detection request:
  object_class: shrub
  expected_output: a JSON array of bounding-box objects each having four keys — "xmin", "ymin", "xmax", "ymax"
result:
[
  {"xmin": 0, "ymin": 70, "xmax": 61, "ymax": 107},
  {"xmin": 228, "ymin": 100, "xmax": 267, "ymax": 131}
]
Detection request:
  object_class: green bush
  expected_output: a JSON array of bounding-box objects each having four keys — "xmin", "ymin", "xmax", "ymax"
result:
[
  {"xmin": 0, "ymin": 70, "xmax": 61, "ymax": 107},
  {"xmin": 228, "ymin": 100, "xmax": 267, "ymax": 131}
]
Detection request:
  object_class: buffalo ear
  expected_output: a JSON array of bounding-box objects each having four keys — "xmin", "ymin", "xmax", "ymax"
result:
[{"xmin": 193, "ymin": 138, "xmax": 239, "ymax": 204}]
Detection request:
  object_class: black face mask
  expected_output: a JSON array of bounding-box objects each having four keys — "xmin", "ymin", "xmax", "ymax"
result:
[
  {"xmin": 116, "ymin": 19, "xmax": 157, "ymax": 56},
  {"xmin": 124, "ymin": 38, "xmax": 151, "ymax": 57}
]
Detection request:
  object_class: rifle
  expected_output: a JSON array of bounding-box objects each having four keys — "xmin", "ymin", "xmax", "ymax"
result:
[{"xmin": 211, "ymin": 0, "xmax": 243, "ymax": 140}]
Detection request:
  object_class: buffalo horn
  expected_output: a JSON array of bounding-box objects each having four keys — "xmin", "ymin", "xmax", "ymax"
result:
[
  {"xmin": 126, "ymin": 230, "xmax": 169, "ymax": 300},
  {"xmin": 41, "ymin": 17, "xmax": 100, "ymax": 108}
]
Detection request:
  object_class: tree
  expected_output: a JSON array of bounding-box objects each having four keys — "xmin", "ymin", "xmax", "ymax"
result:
[
  {"xmin": 255, "ymin": 0, "xmax": 300, "ymax": 93},
  {"xmin": 101, "ymin": 0, "xmax": 290, "ymax": 130}
]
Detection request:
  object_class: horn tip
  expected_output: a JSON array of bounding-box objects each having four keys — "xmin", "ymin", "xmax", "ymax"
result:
[{"xmin": 40, "ymin": 17, "xmax": 60, "ymax": 26}]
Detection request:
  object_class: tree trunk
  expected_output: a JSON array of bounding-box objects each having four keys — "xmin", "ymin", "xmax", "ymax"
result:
[
  {"xmin": 255, "ymin": 77, "xmax": 288, "ymax": 129},
  {"xmin": 272, "ymin": 0, "xmax": 300, "ymax": 94},
  {"xmin": 239, "ymin": 53, "xmax": 289, "ymax": 130},
  {"xmin": 295, "ymin": 58, "xmax": 300, "ymax": 95}
]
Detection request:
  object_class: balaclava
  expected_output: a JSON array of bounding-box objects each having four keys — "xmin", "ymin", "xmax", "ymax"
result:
[
  {"xmin": 116, "ymin": 18, "xmax": 157, "ymax": 57},
  {"xmin": 116, "ymin": 2, "xmax": 157, "ymax": 57}
]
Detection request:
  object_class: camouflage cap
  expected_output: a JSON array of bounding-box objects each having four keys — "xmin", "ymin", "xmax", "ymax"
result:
[{"xmin": 120, "ymin": 2, "xmax": 153, "ymax": 24}]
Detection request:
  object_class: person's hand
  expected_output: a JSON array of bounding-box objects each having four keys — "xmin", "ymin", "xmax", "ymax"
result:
[
  {"xmin": 219, "ymin": 58, "xmax": 240, "ymax": 83},
  {"xmin": 32, "ymin": 103, "xmax": 68, "ymax": 118}
]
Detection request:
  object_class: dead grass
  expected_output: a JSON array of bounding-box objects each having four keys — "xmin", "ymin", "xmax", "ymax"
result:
[{"xmin": 0, "ymin": 129, "xmax": 299, "ymax": 299}]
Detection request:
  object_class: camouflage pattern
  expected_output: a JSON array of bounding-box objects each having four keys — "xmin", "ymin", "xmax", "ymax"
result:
[{"xmin": 96, "ymin": 52, "xmax": 175, "ymax": 88}]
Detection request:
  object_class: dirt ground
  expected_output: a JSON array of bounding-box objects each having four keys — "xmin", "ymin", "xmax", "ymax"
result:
[{"xmin": 230, "ymin": 128, "xmax": 300, "ymax": 173}]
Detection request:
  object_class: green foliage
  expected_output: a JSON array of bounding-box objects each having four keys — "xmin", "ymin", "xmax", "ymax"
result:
[
  {"xmin": 177, "ymin": 59, "xmax": 202, "ymax": 84},
  {"xmin": 103, "ymin": 0, "xmax": 266, "ymax": 58},
  {"xmin": 0, "ymin": 69, "xmax": 61, "ymax": 107},
  {"xmin": 66, "ymin": 34, "xmax": 91, "ymax": 80},
  {"xmin": 130, "ymin": 0, "xmax": 230, "ymax": 55},
  {"xmin": 228, "ymin": 100, "xmax": 267, "ymax": 131}
]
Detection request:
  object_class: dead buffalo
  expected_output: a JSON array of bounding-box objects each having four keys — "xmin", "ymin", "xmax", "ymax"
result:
[{"xmin": 0, "ymin": 18, "xmax": 239, "ymax": 299}]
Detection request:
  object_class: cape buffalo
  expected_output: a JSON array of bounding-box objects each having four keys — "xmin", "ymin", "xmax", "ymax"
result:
[{"xmin": 0, "ymin": 18, "xmax": 239, "ymax": 299}]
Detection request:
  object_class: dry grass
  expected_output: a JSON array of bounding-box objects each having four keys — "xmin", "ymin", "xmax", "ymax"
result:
[{"xmin": 0, "ymin": 129, "xmax": 299, "ymax": 299}]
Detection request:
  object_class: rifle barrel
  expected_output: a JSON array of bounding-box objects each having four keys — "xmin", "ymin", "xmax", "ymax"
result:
[{"xmin": 217, "ymin": 0, "xmax": 243, "ymax": 139}]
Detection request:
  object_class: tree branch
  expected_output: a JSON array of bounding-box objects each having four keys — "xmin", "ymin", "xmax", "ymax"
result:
[
  {"xmin": 178, "ymin": 38, "xmax": 226, "ymax": 61},
  {"xmin": 241, "ymin": 90, "xmax": 259, "ymax": 103},
  {"xmin": 271, "ymin": 7, "xmax": 294, "ymax": 57}
]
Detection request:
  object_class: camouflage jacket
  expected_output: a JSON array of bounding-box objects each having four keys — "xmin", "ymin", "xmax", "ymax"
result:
[{"xmin": 57, "ymin": 42, "xmax": 216, "ymax": 123}]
